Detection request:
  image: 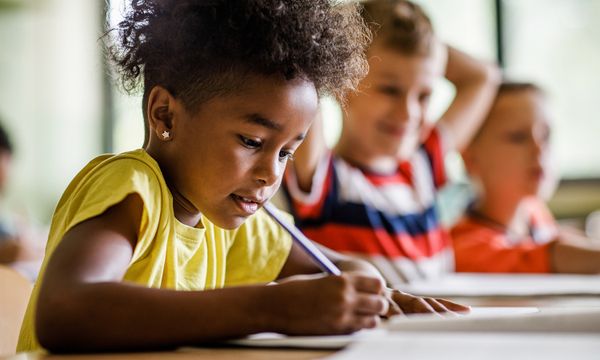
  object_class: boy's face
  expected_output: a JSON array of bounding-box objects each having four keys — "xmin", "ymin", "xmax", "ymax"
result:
[
  {"xmin": 167, "ymin": 76, "xmax": 317, "ymax": 229},
  {"xmin": 466, "ymin": 90, "xmax": 552, "ymax": 200},
  {"xmin": 343, "ymin": 44, "xmax": 443, "ymax": 162}
]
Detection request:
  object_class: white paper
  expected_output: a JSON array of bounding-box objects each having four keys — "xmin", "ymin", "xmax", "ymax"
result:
[
  {"xmin": 224, "ymin": 328, "xmax": 386, "ymax": 349},
  {"xmin": 396, "ymin": 273, "xmax": 600, "ymax": 297},
  {"xmin": 385, "ymin": 307, "xmax": 600, "ymax": 333},
  {"xmin": 220, "ymin": 307, "xmax": 556, "ymax": 350},
  {"xmin": 327, "ymin": 333, "xmax": 600, "ymax": 360},
  {"xmin": 460, "ymin": 306, "xmax": 539, "ymax": 316}
]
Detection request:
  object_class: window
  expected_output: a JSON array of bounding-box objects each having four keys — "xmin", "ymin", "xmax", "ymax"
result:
[{"xmin": 502, "ymin": 0, "xmax": 600, "ymax": 179}]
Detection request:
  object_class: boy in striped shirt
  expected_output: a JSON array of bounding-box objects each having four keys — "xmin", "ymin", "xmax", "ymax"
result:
[{"xmin": 282, "ymin": 0, "xmax": 500, "ymax": 284}]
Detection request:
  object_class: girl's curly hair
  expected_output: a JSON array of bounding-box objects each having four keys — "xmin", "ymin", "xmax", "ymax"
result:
[{"xmin": 106, "ymin": 0, "xmax": 370, "ymax": 114}]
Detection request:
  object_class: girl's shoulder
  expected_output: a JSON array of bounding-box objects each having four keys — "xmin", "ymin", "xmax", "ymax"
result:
[{"xmin": 54, "ymin": 149, "xmax": 167, "ymax": 216}]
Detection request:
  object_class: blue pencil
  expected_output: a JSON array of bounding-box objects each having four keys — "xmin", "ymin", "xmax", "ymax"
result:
[{"xmin": 262, "ymin": 202, "xmax": 342, "ymax": 276}]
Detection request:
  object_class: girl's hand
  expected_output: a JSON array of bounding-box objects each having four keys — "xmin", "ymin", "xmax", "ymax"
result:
[
  {"xmin": 272, "ymin": 273, "xmax": 388, "ymax": 335},
  {"xmin": 385, "ymin": 289, "xmax": 470, "ymax": 317}
]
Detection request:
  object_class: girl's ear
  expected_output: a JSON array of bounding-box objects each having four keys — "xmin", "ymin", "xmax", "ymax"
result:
[{"xmin": 146, "ymin": 86, "xmax": 178, "ymax": 142}]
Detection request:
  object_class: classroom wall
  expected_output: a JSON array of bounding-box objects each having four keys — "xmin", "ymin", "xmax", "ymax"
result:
[
  {"xmin": 0, "ymin": 0, "xmax": 598, "ymax": 229},
  {"xmin": 0, "ymin": 0, "xmax": 104, "ymax": 223}
]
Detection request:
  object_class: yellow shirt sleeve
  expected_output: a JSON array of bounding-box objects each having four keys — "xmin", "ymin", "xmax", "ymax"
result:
[{"xmin": 61, "ymin": 156, "xmax": 161, "ymax": 242}]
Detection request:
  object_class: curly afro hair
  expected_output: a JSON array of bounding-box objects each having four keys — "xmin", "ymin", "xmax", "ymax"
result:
[{"xmin": 106, "ymin": 0, "xmax": 370, "ymax": 115}]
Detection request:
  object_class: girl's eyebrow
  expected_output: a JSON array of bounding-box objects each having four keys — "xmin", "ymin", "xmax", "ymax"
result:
[
  {"xmin": 245, "ymin": 114, "xmax": 282, "ymax": 131},
  {"xmin": 244, "ymin": 114, "xmax": 306, "ymax": 141}
]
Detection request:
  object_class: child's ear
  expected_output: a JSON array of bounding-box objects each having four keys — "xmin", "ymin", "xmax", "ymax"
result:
[{"xmin": 146, "ymin": 86, "xmax": 177, "ymax": 141}]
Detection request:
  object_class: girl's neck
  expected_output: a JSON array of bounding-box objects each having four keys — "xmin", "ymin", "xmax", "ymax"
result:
[
  {"xmin": 145, "ymin": 147, "xmax": 203, "ymax": 227},
  {"xmin": 170, "ymin": 188, "xmax": 203, "ymax": 227}
]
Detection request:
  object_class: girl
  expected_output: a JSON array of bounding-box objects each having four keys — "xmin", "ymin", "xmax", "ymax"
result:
[{"xmin": 18, "ymin": 0, "xmax": 464, "ymax": 353}]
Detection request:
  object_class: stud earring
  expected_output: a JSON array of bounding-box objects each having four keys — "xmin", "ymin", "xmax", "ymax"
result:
[{"xmin": 162, "ymin": 130, "xmax": 170, "ymax": 139}]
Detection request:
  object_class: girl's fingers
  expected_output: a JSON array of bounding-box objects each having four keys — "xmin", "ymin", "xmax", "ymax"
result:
[
  {"xmin": 387, "ymin": 290, "xmax": 471, "ymax": 315},
  {"xmin": 423, "ymin": 297, "xmax": 462, "ymax": 317},
  {"xmin": 349, "ymin": 273, "xmax": 384, "ymax": 294},
  {"xmin": 437, "ymin": 298, "xmax": 471, "ymax": 313},
  {"xmin": 354, "ymin": 293, "xmax": 388, "ymax": 316},
  {"xmin": 392, "ymin": 291, "xmax": 438, "ymax": 314},
  {"xmin": 355, "ymin": 314, "xmax": 380, "ymax": 329}
]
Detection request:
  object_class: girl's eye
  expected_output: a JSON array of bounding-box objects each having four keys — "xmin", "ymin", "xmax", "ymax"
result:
[
  {"xmin": 239, "ymin": 135, "xmax": 262, "ymax": 149},
  {"xmin": 279, "ymin": 150, "xmax": 295, "ymax": 163}
]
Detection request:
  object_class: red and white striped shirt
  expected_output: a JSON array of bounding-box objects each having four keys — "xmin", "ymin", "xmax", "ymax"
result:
[{"xmin": 283, "ymin": 128, "xmax": 454, "ymax": 284}]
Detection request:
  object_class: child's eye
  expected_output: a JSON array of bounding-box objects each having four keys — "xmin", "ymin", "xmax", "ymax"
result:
[
  {"xmin": 377, "ymin": 85, "xmax": 401, "ymax": 97},
  {"xmin": 239, "ymin": 135, "xmax": 262, "ymax": 149},
  {"xmin": 279, "ymin": 150, "xmax": 295, "ymax": 162},
  {"xmin": 506, "ymin": 132, "xmax": 528, "ymax": 143}
]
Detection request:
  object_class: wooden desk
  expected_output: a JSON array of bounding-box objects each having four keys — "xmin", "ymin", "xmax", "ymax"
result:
[{"xmin": 1, "ymin": 347, "xmax": 333, "ymax": 360}]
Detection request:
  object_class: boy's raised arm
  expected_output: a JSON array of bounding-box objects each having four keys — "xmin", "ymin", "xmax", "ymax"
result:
[
  {"xmin": 438, "ymin": 44, "xmax": 501, "ymax": 151},
  {"xmin": 290, "ymin": 110, "xmax": 328, "ymax": 193}
]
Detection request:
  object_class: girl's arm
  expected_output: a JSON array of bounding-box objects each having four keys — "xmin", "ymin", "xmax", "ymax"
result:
[
  {"xmin": 36, "ymin": 194, "xmax": 385, "ymax": 352},
  {"xmin": 290, "ymin": 110, "xmax": 328, "ymax": 192},
  {"xmin": 437, "ymin": 44, "xmax": 501, "ymax": 151}
]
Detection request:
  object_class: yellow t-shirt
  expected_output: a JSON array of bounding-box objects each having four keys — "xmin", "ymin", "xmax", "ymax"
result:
[{"xmin": 17, "ymin": 149, "xmax": 292, "ymax": 351}]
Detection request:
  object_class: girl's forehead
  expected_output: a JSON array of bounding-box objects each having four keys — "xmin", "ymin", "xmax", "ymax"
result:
[{"xmin": 190, "ymin": 76, "xmax": 318, "ymax": 128}]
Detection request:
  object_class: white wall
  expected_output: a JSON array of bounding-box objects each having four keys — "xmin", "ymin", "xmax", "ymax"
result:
[{"xmin": 0, "ymin": 0, "xmax": 104, "ymax": 223}]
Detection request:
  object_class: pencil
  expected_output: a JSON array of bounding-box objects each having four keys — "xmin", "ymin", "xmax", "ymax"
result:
[{"xmin": 263, "ymin": 202, "xmax": 341, "ymax": 275}]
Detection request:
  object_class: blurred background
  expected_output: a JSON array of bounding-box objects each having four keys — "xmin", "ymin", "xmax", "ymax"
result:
[{"xmin": 0, "ymin": 0, "xmax": 599, "ymax": 235}]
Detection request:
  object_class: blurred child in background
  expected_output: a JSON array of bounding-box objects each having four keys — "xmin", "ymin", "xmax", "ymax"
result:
[
  {"xmin": 0, "ymin": 121, "xmax": 45, "ymax": 280},
  {"xmin": 452, "ymin": 82, "xmax": 600, "ymax": 273},
  {"xmin": 282, "ymin": 0, "xmax": 500, "ymax": 284}
]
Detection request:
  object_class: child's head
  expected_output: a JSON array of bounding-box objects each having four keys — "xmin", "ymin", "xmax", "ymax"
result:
[
  {"xmin": 0, "ymin": 121, "xmax": 13, "ymax": 193},
  {"xmin": 463, "ymin": 82, "xmax": 552, "ymax": 202},
  {"xmin": 342, "ymin": 0, "xmax": 443, "ymax": 162},
  {"xmin": 108, "ymin": 0, "xmax": 370, "ymax": 228}
]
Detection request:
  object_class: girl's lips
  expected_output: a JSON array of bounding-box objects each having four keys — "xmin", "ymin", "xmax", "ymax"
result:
[{"xmin": 230, "ymin": 194, "xmax": 262, "ymax": 215}]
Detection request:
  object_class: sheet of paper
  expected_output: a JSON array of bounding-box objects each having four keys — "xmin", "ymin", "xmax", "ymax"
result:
[
  {"xmin": 224, "ymin": 328, "xmax": 386, "ymax": 349},
  {"xmin": 385, "ymin": 307, "xmax": 600, "ymax": 333},
  {"xmin": 396, "ymin": 273, "xmax": 600, "ymax": 297},
  {"xmin": 221, "ymin": 307, "xmax": 549, "ymax": 349},
  {"xmin": 462, "ymin": 306, "xmax": 539, "ymax": 316},
  {"xmin": 327, "ymin": 333, "xmax": 600, "ymax": 360}
]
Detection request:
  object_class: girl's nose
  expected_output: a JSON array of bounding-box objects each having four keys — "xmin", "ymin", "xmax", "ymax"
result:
[{"xmin": 255, "ymin": 155, "xmax": 282, "ymax": 187}]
